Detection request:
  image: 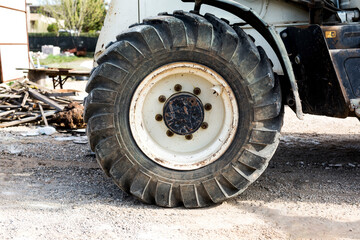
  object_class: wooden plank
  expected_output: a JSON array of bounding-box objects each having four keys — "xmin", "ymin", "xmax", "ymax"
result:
[
  {"xmin": 0, "ymin": 111, "xmax": 56, "ymax": 128},
  {"xmin": 0, "ymin": 105, "xmax": 21, "ymax": 109},
  {"xmin": 0, "ymin": 110, "xmax": 15, "ymax": 117},
  {"xmin": 28, "ymin": 88, "xmax": 64, "ymax": 111},
  {"xmin": 46, "ymin": 91, "xmax": 78, "ymax": 97},
  {"xmin": 24, "ymin": 80, "xmax": 54, "ymax": 93},
  {"xmin": 38, "ymin": 103, "xmax": 48, "ymax": 126},
  {"xmin": 0, "ymin": 94, "xmax": 22, "ymax": 98},
  {"xmin": 21, "ymin": 91, "xmax": 29, "ymax": 107}
]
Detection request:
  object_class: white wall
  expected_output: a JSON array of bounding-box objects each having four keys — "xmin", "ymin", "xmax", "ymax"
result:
[{"xmin": 0, "ymin": 0, "xmax": 29, "ymax": 82}]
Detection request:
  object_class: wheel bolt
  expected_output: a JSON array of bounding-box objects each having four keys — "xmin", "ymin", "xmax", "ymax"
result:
[
  {"xmin": 193, "ymin": 87, "xmax": 201, "ymax": 95},
  {"xmin": 158, "ymin": 95, "xmax": 166, "ymax": 103},
  {"xmin": 185, "ymin": 134, "xmax": 193, "ymax": 140},
  {"xmin": 155, "ymin": 114, "xmax": 163, "ymax": 121},
  {"xmin": 201, "ymin": 122, "xmax": 208, "ymax": 129},
  {"xmin": 174, "ymin": 84, "xmax": 182, "ymax": 92},
  {"xmin": 204, "ymin": 103, "xmax": 212, "ymax": 111},
  {"xmin": 166, "ymin": 130, "xmax": 174, "ymax": 137}
]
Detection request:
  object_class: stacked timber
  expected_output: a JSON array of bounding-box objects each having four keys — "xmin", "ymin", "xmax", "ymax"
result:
[{"xmin": 0, "ymin": 80, "xmax": 85, "ymax": 129}]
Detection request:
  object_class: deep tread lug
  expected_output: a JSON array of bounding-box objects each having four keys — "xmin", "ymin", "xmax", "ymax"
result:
[
  {"xmin": 180, "ymin": 184, "xmax": 200, "ymax": 208},
  {"xmin": 84, "ymin": 89, "xmax": 117, "ymax": 122},
  {"xmin": 110, "ymin": 156, "xmax": 136, "ymax": 192},
  {"xmin": 231, "ymin": 25, "xmax": 260, "ymax": 77},
  {"xmin": 173, "ymin": 11, "xmax": 214, "ymax": 50},
  {"xmin": 117, "ymin": 25, "xmax": 165, "ymax": 54},
  {"xmin": 130, "ymin": 171, "xmax": 152, "ymax": 203},
  {"xmin": 239, "ymin": 150, "xmax": 267, "ymax": 170},
  {"xmin": 204, "ymin": 13, "xmax": 239, "ymax": 61},
  {"xmin": 144, "ymin": 16, "xmax": 188, "ymax": 48},
  {"xmin": 248, "ymin": 73, "xmax": 274, "ymax": 100},
  {"xmin": 87, "ymin": 113, "xmax": 114, "ymax": 133},
  {"xmin": 155, "ymin": 181, "xmax": 174, "ymax": 207},
  {"xmin": 254, "ymin": 99, "xmax": 282, "ymax": 121},
  {"xmin": 85, "ymin": 63, "xmax": 128, "ymax": 93},
  {"xmin": 95, "ymin": 136, "xmax": 123, "ymax": 176},
  {"xmin": 222, "ymin": 165, "xmax": 250, "ymax": 190},
  {"xmin": 112, "ymin": 41, "xmax": 145, "ymax": 66},
  {"xmin": 202, "ymin": 178, "xmax": 227, "ymax": 203},
  {"xmin": 249, "ymin": 129, "xmax": 278, "ymax": 145}
]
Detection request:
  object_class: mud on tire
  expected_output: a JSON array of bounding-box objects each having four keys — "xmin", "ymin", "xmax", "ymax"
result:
[{"xmin": 84, "ymin": 11, "xmax": 283, "ymax": 208}]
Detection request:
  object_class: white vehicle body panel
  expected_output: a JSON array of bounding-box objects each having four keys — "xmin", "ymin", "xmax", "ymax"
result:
[{"xmin": 95, "ymin": 0, "xmax": 309, "ymax": 72}]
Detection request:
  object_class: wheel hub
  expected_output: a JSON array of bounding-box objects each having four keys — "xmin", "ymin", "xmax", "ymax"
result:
[
  {"xmin": 163, "ymin": 92, "xmax": 204, "ymax": 135},
  {"xmin": 129, "ymin": 62, "xmax": 238, "ymax": 170}
]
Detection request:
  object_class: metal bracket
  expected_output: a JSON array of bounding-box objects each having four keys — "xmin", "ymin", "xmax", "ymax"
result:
[
  {"xmin": 350, "ymin": 99, "xmax": 360, "ymax": 117},
  {"xmin": 194, "ymin": 0, "xmax": 203, "ymax": 13}
]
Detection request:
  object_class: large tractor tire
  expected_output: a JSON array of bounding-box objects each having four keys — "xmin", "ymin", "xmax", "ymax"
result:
[{"xmin": 84, "ymin": 11, "xmax": 283, "ymax": 208}]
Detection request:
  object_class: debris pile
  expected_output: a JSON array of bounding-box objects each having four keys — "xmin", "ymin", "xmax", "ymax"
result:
[
  {"xmin": 49, "ymin": 102, "xmax": 86, "ymax": 129},
  {"xmin": 0, "ymin": 80, "xmax": 85, "ymax": 129}
]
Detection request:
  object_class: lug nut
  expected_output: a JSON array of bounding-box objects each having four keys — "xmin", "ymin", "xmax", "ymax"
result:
[
  {"xmin": 166, "ymin": 130, "xmax": 174, "ymax": 137},
  {"xmin": 174, "ymin": 84, "xmax": 182, "ymax": 92},
  {"xmin": 155, "ymin": 114, "xmax": 163, "ymax": 121},
  {"xmin": 158, "ymin": 95, "xmax": 166, "ymax": 103},
  {"xmin": 204, "ymin": 103, "xmax": 212, "ymax": 111},
  {"xmin": 185, "ymin": 134, "xmax": 193, "ymax": 140},
  {"xmin": 193, "ymin": 87, "xmax": 201, "ymax": 95},
  {"xmin": 201, "ymin": 122, "xmax": 208, "ymax": 129}
]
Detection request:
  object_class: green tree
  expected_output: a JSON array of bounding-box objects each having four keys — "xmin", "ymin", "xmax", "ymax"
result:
[
  {"xmin": 82, "ymin": 0, "xmax": 106, "ymax": 32},
  {"xmin": 42, "ymin": 0, "xmax": 106, "ymax": 35}
]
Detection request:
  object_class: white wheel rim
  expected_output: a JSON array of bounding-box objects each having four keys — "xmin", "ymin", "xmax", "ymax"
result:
[{"xmin": 129, "ymin": 62, "xmax": 239, "ymax": 170}]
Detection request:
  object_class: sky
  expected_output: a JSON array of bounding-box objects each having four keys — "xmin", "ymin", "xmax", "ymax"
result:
[
  {"xmin": 28, "ymin": 0, "xmax": 42, "ymax": 4},
  {"xmin": 28, "ymin": 0, "xmax": 111, "ymax": 5}
]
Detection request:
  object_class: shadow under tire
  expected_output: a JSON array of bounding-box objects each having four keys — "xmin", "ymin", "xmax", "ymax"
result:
[{"xmin": 84, "ymin": 11, "xmax": 283, "ymax": 208}]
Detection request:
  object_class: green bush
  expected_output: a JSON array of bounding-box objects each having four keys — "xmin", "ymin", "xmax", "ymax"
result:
[{"xmin": 47, "ymin": 23, "xmax": 59, "ymax": 33}]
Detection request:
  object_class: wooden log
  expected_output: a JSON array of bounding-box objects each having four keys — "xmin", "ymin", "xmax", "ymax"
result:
[{"xmin": 28, "ymin": 89, "xmax": 64, "ymax": 111}]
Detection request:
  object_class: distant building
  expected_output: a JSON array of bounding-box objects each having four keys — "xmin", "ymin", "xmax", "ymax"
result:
[{"xmin": 28, "ymin": 5, "xmax": 59, "ymax": 33}]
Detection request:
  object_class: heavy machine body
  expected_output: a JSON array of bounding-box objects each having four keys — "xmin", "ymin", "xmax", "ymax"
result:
[{"xmin": 85, "ymin": 0, "xmax": 360, "ymax": 207}]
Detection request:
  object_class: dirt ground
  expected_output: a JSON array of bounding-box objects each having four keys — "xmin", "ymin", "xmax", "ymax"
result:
[{"xmin": 0, "ymin": 104, "xmax": 359, "ymax": 240}]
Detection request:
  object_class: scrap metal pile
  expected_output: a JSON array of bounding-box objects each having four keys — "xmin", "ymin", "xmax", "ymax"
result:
[{"xmin": 0, "ymin": 80, "xmax": 86, "ymax": 129}]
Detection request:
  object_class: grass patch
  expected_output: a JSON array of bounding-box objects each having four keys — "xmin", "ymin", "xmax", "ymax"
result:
[
  {"xmin": 34, "ymin": 53, "xmax": 94, "ymax": 66},
  {"xmin": 36, "ymin": 55, "xmax": 79, "ymax": 65}
]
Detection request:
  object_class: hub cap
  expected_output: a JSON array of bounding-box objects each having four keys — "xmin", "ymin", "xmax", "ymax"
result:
[
  {"xmin": 163, "ymin": 93, "xmax": 204, "ymax": 135},
  {"xmin": 129, "ymin": 62, "xmax": 238, "ymax": 170}
]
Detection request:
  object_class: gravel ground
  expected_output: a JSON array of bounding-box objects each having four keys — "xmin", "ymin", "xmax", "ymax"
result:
[{"xmin": 0, "ymin": 106, "xmax": 359, "ymax": 240}]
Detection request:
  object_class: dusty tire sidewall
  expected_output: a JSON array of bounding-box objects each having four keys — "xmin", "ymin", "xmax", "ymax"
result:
[{"xmin": 114, "ymin": 49, "xmax": 253, "ymax": 182}]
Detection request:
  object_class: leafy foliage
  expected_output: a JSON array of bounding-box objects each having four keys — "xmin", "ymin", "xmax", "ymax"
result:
[
  {"xmin": 47, "ymin": 23, "xmax": 59, "ymax": 33},
  {"xmin": 42, "ymin": 0, "xmax": 106, "ymax": 35}
]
